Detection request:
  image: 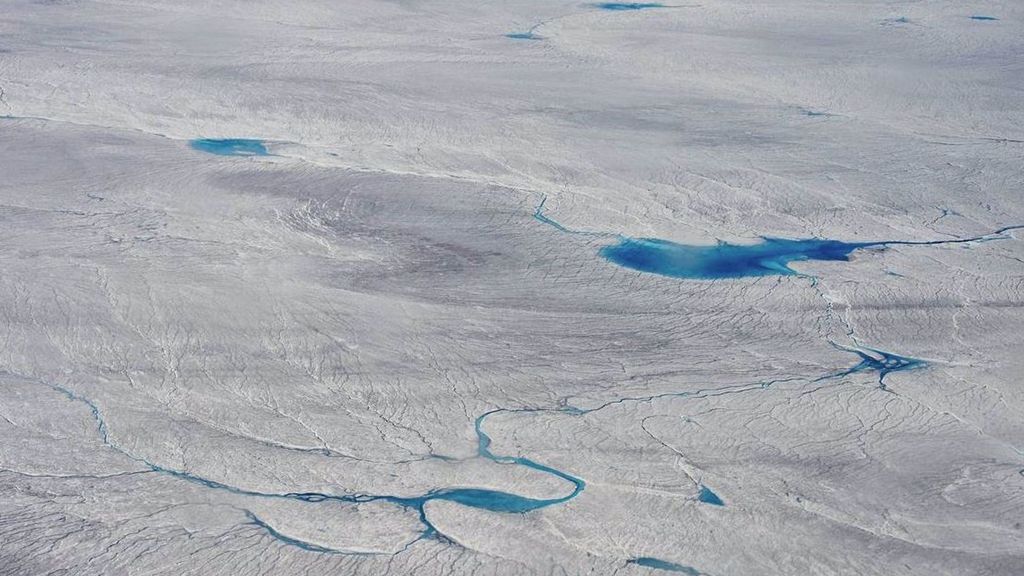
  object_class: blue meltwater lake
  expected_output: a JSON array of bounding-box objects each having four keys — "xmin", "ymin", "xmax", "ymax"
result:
[
  {"xmin": 697, "ymin": 485, "xmax": 725, "ymax": 506},
  {"xmin": 534, "ymin": 197, "xmax": 1022, "ymax": 280},
  {"xmin": 595, "ymin": 3, "xmax": 665, "ymax": 10},
  {"xmin": 599, "ymin": 237, "xmax": 875, "ymax": 280},
  {"xmin": 190, "ymin": 138, "xmax": 269, "ymax": 156},
  {"xmin": 597, "ymin": 225, "xmax": 1024, "ymax": 280}
]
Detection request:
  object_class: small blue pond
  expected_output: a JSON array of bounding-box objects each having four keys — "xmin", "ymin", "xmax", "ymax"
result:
[
  {"xmin": 600, "ymin": 237, "xmax": 874, "ymax": 280},
  {"xmin": 506, "ymin": 32, "xmax": 541, "ymax": 40},
  {"xmin": 969, "ymin": 15, "xmax": 998, "ymax": 21},
  {"xmin": 191, "ymin": 138, "xmax": 269, "ymax": 156},
  {"xmin": 595, "ymin": 3, "xmax": 664, "ymax": 10},
  {"xmin": 697, "ymin": 485, "xmax": 724, "ymax": 506},
  {"xmin": 828, "ymin": 347, "xmax": 927, "ymax": 390},
  {"xmin": 846, "ymin": 349, "xmax": 925, "ymax": 378},
  {"xmin": 52, "ymin": 375, "xmax": 585, "ymax": 545},
  {"xmin": 628, "ymin": 557, "xmax": 702, "ymax": 574}
]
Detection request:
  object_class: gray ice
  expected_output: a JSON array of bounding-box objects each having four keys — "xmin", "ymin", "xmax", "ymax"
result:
[{"xmin": 0, "ymin": 1, "xmax": 1023, "ymax": 575}]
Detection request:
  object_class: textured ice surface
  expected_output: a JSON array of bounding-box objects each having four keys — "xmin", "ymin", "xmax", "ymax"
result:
[{"xmin": 1, "ymin": 1, "xmax": 1024, "ymax": 575}]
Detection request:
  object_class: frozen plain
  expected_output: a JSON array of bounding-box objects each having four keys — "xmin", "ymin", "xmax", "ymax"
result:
[{"xmin": 1, "ymin": 0, "xmax": 1024, "ymax": 574}]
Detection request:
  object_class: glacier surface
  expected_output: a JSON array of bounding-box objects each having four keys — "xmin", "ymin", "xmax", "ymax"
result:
[{"xmin": 1, "ymin": 1, "xmax": 1023, "ymax": 574}]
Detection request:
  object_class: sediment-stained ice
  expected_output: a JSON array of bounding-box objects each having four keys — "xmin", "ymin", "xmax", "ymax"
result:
[{"xmin": 0, "ymin": 1, "xmax": 1022, "ymax": 575}]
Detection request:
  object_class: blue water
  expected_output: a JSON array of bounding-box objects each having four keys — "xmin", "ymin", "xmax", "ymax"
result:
[
  {"xmin": 475, "ymin": 410, "xmax": 585, "ymax": 498},
  {"xmin": 594, "ymin": 2, "xmax": 664, "ymax": 10},
  {"xmin": 628, "ymin": 557, "xmax": 703, "ymax": 574},
  {"xmin": 534, "ymin": 192, "xmax": 1023, "ymax": 283},
  {"xmin": 506, "ymin": 31, "xmax": 541, "ymax": 40},
  {"xmin": 697, "ymin": 485, "xmax": 724, "ymax": 506},
  {"xmin": 600, "ymin": 237, "xmax": 874, "ymax": 280},
  {"xmin": 534, "ymin": 198, "xmax": 580, "ymax": 234},
  {"xmin": 828, "ymin": 347, "xmax": 927, "ymax": 390},
  {"xmin": 245, "ymin": 511, "xmax": 367, "ymax": 555},
  {"xmin": 533, "ymin": 197, "xmax": 608, "ymax": 237},
  {"xmin": 596, "ymin": 226, "xmax": 1024, "ymax": 280},
  {"xmin": 969, "ymin": 15, "xmax": 998, "ymax": 21},
  {"xmin": 848, "ymin": 349, "xmax": 925, "ymax": 378},
  {"xmin": 191, "ymin": 138, "xmax": 269, "ymax": 156},
  {"xmin": 42, "ymin": 377, "xmax": 584, "ymax": 548}
]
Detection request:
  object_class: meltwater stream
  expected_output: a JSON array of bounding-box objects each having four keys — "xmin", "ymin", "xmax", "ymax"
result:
[
  {"xmin": 33, "ymin": 348, "xmax": 903, "ymax": 567},
  {"xmin": 37, "ymin": 376, "xmax": 584, "ymax": 553}
]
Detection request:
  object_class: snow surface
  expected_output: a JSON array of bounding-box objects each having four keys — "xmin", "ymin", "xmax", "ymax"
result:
[{"xmin": 0, "ymin": 1, "xmax": 1023, "ymax": 574}]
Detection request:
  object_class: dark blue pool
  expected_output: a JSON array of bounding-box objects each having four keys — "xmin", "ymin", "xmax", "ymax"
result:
[
  {"xmin": 595, "ymin": 3, "xmax": 665, "ymax": 10},
  {"xmin": 600, "ymin": 236, "xmax": 874, "ymax": 280},
  {"xmin": 191, "ymin": 138, "xmax": 269, "ymax": 156}
]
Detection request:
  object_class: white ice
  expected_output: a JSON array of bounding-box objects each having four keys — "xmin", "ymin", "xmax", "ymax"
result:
[{"xmin": 0, "ymin": 1, "xmax": 1022, "ymax": 574}]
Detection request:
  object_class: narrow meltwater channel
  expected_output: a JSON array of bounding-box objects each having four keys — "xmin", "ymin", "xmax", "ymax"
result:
[
  {"xmin": 25, "ymin": 339, "xmax": 897, "ymax": 569},
  {"xmin": 33, "ymin": 377, "xmax": 584, "ymax": 552}
]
